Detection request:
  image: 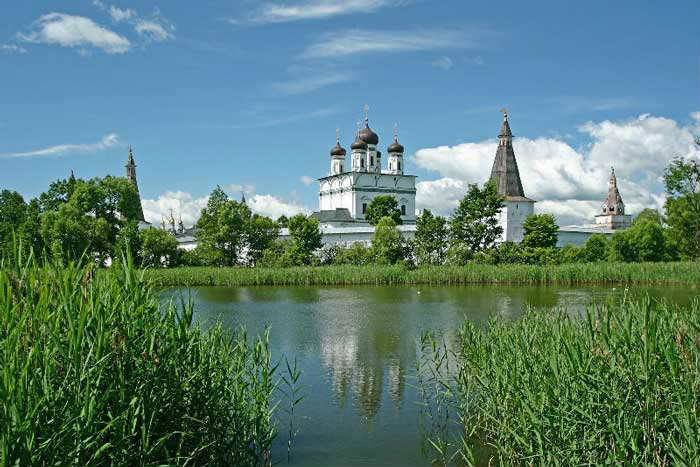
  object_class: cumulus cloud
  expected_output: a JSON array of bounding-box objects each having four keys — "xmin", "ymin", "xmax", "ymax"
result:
[
  {"xmin": 108, "ymin": 6, "xmax": 136, "ymax": 22},
  {"xmin": 414, "ymin": 113, "xmax": 700, "ymax": 226},
  {"xmin": 247, "ymin": 194, "xmax": 311, "ymax": 219},
  {"xmin": 142, "ymin": 191, "xmax": 209, "ymax": 227},
  {"xmin": 17, "ymin": 13, "xmax": 131, "ymax": 54},
  {"xmin": 1, "ymin": 133, "xmax": 120, "ymax": 158},
  {"xmin": 301, "ymin": 28, "xmax": 478, "ymax": 59},
  {"xmin": 134, "ymin": 20, "xmax": 174, "ymax": 42},
  {"xmin": 142, "ymin": 189, "xmax": 311, "ymax": 227},
  {"xmin": 240, "ymin": 0, "xmax": 399, "ymax": 24},
  {"xmin": 431, "ymin": 56, "xmax": 453, "ymax": 71}
]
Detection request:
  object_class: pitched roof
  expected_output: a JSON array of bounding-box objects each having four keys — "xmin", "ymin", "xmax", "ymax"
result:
[{"xmin": 489, "ymin": 114, "xmax": 527, "ymax": 198}]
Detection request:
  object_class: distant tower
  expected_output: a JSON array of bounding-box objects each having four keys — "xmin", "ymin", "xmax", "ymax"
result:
[
  {"xmin": 330, "ymin": 128, "xmax": 347, "ymax": 175},
  {"xmin": 358, "ymin": 105, "xmax": 381, "ymax": 173},
  {"xmin": 241, "ymin": 191, "xmax": 247, "ymax": 204},
  {"xmin": 489, "ymin": 109, "xmax": 535, "ymax": 242},
  {"xmin": 387, "ymin": 124, "xmax": 405, "ymax": 175},
  {"xmin": 595, "ymin": 167, "xmax": 631, "ymax": 229},
  {"xmin": 125, "ymin": 146, "xmax": 146, "ymax": 222}
]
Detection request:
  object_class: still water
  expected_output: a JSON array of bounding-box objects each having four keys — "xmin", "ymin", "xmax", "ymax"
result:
[{"xmin": 160, "ymin": 285, "xmax": 697, "ymax": 466}]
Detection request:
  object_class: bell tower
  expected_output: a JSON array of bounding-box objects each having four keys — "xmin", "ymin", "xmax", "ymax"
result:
[{"xmin": 125, "ymin": 146, "xmax": 146, "ymax": 222}]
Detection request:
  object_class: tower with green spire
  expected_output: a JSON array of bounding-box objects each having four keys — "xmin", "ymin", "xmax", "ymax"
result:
[{"xmin": 125, "ymin": 146, "xmax": 146, "ymax": 222}]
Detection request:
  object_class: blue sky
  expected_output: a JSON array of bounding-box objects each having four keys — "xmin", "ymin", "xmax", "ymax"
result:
[{"xmin": 1, "ymin": 0, "xmax": 699, "ymax": 225}]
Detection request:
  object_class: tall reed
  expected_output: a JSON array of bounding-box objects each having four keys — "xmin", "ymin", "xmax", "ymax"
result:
[
  {"xmin": 146, "ymin": 262, "xmax": 700, "ymax": 287},
  {"xmin": 419, "ymin": 295, "xmax": 700, "ymax": 466},
  {"xmin": 0, "ymin": 250, "xmax": 280, "ymax": 467}
]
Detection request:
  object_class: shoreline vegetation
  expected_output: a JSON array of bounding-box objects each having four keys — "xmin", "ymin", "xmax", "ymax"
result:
[
  {"xmin": 144, "ymin": 261, "xmax": 700, "ymax": 287},
  {"xmin": 419, "ymin": 295, "xmax": 700, "ymax": 466},
  {"xmin": 1, "ymin": 252, "xmax": 284, "ymax": 467}
]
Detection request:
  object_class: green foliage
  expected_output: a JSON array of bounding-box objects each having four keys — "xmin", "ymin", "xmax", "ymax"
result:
[
  {"xmin": 139, "ymin": 227, "xmax": 179, "ymax": 268},
  {"xmin": 633, "ymin": 207, "xmax": 662, "ymax": 226},
  {"xmin": 247, "ymin": 216, "xmax": 280, "ymax": 266},
  {"xmin": 415, "ymin": 209, "xmax": 448, "ymax": 265},
  {"xmin": 331, "ymin": 243, "xmax": 373, "ymax": 266},
  {"xmin": 37, "ymin": 176, "xmax": 141, "ymax": 264},
  {"xmin": 276, "ymin": 215, "xmax": 289, "ymax": 228},
  {"xmin": 449, "ymin": 181, "xmax": 504, "ymax": 253},
  {"xmin": 287, "ymin": 214, "xmax": 322, "ymax": 265},
  {"xmin": 0, "ymin": 250, "xmax": 283, "ymax": 467},
  {"xmin": 610, "ymin": 221, "xmax": 668, "ymax": 262},
  {"xmin": 195, "ymin": 186, "xmax": 279, "ymax": 267},
  {"xmin": 559, "ymin": 244, "xmax": 582, "ymax": 263},
  {"xmin": 370, "ymin": 216, "xmax": 408, "ymax": 265},
  {"xmin": 364, "ymin": 195, "xmax": 403, "ymax": 226},
  {"xmin": 664, "ymin": 157, "xmax": 700, "ymax": 259},
  {"xmin": 0, "ymin": 190, "xmax": 28, "ymax": 259},
  {"xmin": 580, "ymin": 233, "xmax": 608, "ymax": 262},
  {"xmin": 439, "ymin": 296, "xmax": 700, "ymax": 466},
  {"xmin": 522, "ymin": 213, "xmax": 559, "ymax": 248},
  {"xmin": 115, "ymin": 219, "xmax": 142, "ymax": 266}
]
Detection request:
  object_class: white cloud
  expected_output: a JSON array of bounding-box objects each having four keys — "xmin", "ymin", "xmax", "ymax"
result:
[
  {"xmin": 142, "ymin": 191, "xmax": 209, "ymax": 227},
  {"xmin": 301, "ymin": 28, "xmax": 477, "ymax": 59},
  {"xmin": 92, "ymin": 2, "xmax": 175, "ymax": 43},
  {"xmin": 243, "ymin": 0, "xmax": 399, "ymax": 24},
  {"xmin": 271, "ymin": 73, "xmax": 353, "ymax": 95},
  {"xmin": 135, "ymin": 19, "xmax": 174, "ymax": 42},
  {"xmin": 1, "ymin": 133, "xmax": 120, "ymax": 158},
  {"xmin": 17, "ymin": 13, "xmax": 131, "ymax": 54},
  {"xmin": 300, "ymin": 175, "xmax": 315, "ymax": 186},
  {"xmin": 431, "ymin": 56, "xmax": 453, "ymax": 71},
  {"xmin": 413, "ymin": 113, "xmax": 700, "ymax": 226},
  {"xmin": 248, "ymin": 194, "xmax": 311, "ymax": 219},
  {"xmin": 1, "ymin": 44, "xmax": 27, "ymax": 54},
  {"xmin": 109, "ymin": 6, "xmax": 136, "ymax": 22}
]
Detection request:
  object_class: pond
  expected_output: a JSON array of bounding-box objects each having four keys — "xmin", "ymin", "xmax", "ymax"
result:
[{"xmin": 160, "ymin": 285, "xmax": 698, "ymax": 466}]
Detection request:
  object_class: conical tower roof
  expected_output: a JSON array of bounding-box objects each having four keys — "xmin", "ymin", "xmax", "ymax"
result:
[
  {"xmin": 601, "ymin": 167, "xmax": 625, "ymax": 214},
  {"xmin": 489, "ymin": 111, "xmax": 531, "ymax": 200},
  {"xmin": 125, "ymin": 146, "xmax": 146, "ymax": 222}
]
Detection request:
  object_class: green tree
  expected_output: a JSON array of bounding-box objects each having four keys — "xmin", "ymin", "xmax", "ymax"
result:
[
  {"xmin": 414, "ymin": 209, "xmax": 448, "ymax": 265},
  {"xmin": 580, "ymin": 234, "xmax": 609, "ymax": 262},
  {"xmin": 195, "ymin": 187, "xmax": 252, "ymax": 266},
  {"xmin": 633, "ymin": 208, "xmax": 662, "ymax": 226},
  {"xmin": 449, "ymin": 181, "xmax": 504, "ymax": 253},
  {"xmin": 522, "ymin": 214, "xmax": 559, "ymax": 248},
  {"xmin": 276, "ymin": 215, "xmax": 289, "ymax": 228},
  {"xmin": 0, "ymin": 190, "xmax": 28, "ymax": 258},
  {"xmin": 287, "ymin": 214, "xmax": 323, "ymax": 265},
  {"xmin": 246, "ymin": 215, "xmax": 279, "ymax": 266},
  {"xmin": 365, "ymin": 195, "xmax": 402, "ymax": 226},
  {"xmin": 115, "ymin": 220, "xmax": 142, "ymax": 266},
  {"xmin": 560, "ymin": 244, "xmax": 583, "ymax": 263},
  {"xmin": 664, "ymin": 157, "xmax": 700, "ymax": 259},
  {"xmin": 370, "ymin": 216, "xmax": 407, "ymax": 264},
  {"xmin": 139, "ymin": 227, "xmax": 179, "ymax": 267},
  {"xmin": 609, "ymin": 221, "xmax": 667, "ymax": 263}
]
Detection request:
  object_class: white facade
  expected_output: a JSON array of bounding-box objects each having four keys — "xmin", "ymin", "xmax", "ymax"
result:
[
  {"xmin": 318, "ymin": 172, "xmax": 417, "ymax": 224},
  {"xmin": 499, "ymin": 198, "xmax": 535, "ymax": 243}
]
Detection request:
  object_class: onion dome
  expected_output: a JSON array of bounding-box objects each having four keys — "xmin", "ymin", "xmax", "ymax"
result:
[
  {"xmin": 358, "ymin": 124, "xmax": 379, "ymax": 145},
  {"xmin": 330, "ymin": 141, "xmax": 346, "ymax": 157},
  {"xmin": 387, "ymin": 138, "xmax": 404, "ymax": 154},
  {"xmin": 351, "ymin": 134, "xmax": 368, "ymax": 151}
]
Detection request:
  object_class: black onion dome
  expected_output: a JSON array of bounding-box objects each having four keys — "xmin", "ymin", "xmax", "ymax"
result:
[
  {"xmin": 358, "ymin": 125, "xmax": 379, "ymax": 145},
  {"xmin": 351, "ymin": 134, "xmax": 368, "ymax": 150},
  {"xmin": 330, "ymin": 142, "xmax": 346, "ymax": 156},
  {"xmin": 387, "ymin": 138, "xmax": 404, "ymax": 153}
]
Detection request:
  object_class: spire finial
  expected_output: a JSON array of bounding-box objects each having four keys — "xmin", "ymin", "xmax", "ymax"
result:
[
  {"xmin": 393, "ymin": 122, "xmax": 398, "ymax": 141},
  {"xmin": 501, "ymin": 107, "xmax": 508, "ymax": 121},
  {"xmin": 336, "ymin": 127, "xmax": 340, "ymax": 144},
  {"xmin": 364, "ymin": 104, "xmax": 369, "ymax": 126}
]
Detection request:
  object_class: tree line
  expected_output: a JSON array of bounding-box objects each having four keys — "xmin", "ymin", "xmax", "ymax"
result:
[{"xmin": 1, "ymin": 157, "xmax": 698, "ymax": 267}]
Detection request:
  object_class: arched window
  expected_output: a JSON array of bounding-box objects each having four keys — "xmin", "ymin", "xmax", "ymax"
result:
[
  {"xmin": 361, "ymin": 158, "xmax": 365, "ymax": 168},
  {"xmin": 401, "ymin": 205, "xmax": 406, "ymax": 215},
  {"xmin": 398, "ymin": 161, "xmax": 401, "ymax": 171},
  {"xmin": 370, "ymin": 156, "xmax": 374, "ymax": 165},
  {"xmin": 362, "ymin": 203, "xmax": 367, "ymax": 214}
]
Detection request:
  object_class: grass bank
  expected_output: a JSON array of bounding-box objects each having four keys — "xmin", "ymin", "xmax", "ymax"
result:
[
  {"xmin": 419, "ymin": 296, "xmax": 700, "ymax": 466},
  {"xmin": 145, "ymin": 261, "xmax": 700, "ymax": 287},
  {"xmin": 1, "ymin": 253, "xmax": 281, "ymax": 467}
]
